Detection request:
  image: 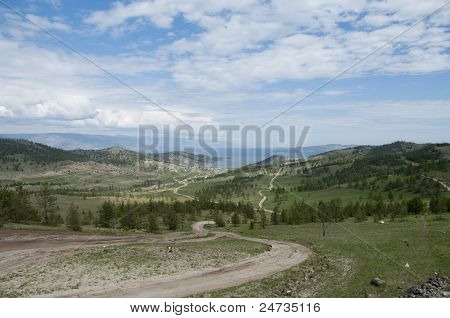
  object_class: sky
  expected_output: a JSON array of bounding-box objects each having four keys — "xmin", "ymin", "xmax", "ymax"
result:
[{"xmin": 0, "ymin": 0, "xmax": 449, "ymax": 146}]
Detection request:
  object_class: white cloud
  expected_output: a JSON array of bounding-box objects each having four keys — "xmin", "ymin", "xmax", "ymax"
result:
[
  {"xmin": 25, "ymin": 14, "xmax": 71, "ymax": 32},
  {"xmin": 83, "ymin": 0, "xmax": 178, "ymax": 30},
  {"xmin": 362, "ymin": 14, "xmax": 396, "ymax": 28},
  {"xmin": 323, "ymin": 90, "xmax": 349, "ymax": 96},
  {"xmin": 51, "ymin": 1, "xmax": 450, "ymax": 91},
  {"xmin": 74, "ymin": 108, "xmax": 214, "ymax": 129},
  {"xmin": 0, "ymin": 106, "xmax": 13, "ymax": 117},
  {"xmin": 29, "ymin": 95, "xmax": 97, "ymax": 120},
  {"xmin": 0, "ymin": 0, "xmax": 449, "ymax": 143},
  {"xmin": 0, "ymin": 12, "xmax": 71, "ymax": 40}
]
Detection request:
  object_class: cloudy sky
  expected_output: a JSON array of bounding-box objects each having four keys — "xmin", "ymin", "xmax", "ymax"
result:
[{"xmin": 0, "ymin": 0, "xmax": 449, "ymax": 146}]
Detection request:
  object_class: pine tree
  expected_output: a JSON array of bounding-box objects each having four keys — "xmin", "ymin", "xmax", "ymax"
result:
[
  {"xmin": 407, "ymin": 197, "xmax": 424, "ymax": 215},
  {"xmin": 214, "ymin": 212, "xmax": 225, "ymax": 227},
  {"xmin": 271, "ymin": 208, "xmax": 279, "ymax": 225},
  {"xmin": 146, "ymin": 213, "xmax": 159, "ymax": 233},
  {"xmin": 354, "ymin": 202, "xmax": 367, "ymax": 222},
  {"xmin": 165, "ymin": 211, "xmax": 179, "ymax": 230},
  {"xmin": 231, "ymin": 211, "xmax": 240, "ymax": 226},
  {"xmin": 97, "ymin": 200, "xmax": 115, "ymax": 228},
  {"xmin": 36, "ymin": 184, "xmax": 58, "ymax": 225},
  {"xmin": 82, "ymin": 209, "xmax": 94, "ymax": 225},
  {"xmin": 66, "ymin": 203, "xmax": 82, "ymax": 231},
  {"xmin": 259, "ymin": 209, "xmax": 267, "ymax": 229}
]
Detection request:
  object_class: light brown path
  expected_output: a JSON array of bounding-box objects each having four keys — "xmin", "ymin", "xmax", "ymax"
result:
[
  {"xmin": 258, "ymin": 167, "xmax": 283, "ymax": 213},
  {"xmin": 0, "ymin": 220, "xmax": 311, "ymax": 298},
  {"xmin": 173, "ymin": 176, "xmax": 196, "ymax": 200},
  {"xmin": 47, "ymin": 221, "xmax": 311, "ymax": 297},
  {"xmin": 428, "ymin": 176, "xmax": 450, "ymax": 191}
]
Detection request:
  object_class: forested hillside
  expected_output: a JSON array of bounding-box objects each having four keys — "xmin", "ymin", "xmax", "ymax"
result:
[{"xmin": 0, "ymin": 138, "xmax": 213, "ymax": 167}]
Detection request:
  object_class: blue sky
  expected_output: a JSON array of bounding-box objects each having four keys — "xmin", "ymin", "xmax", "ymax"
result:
[{"xmin": 0, "ymin": 0, "xmax": 449, "ymax": 146}]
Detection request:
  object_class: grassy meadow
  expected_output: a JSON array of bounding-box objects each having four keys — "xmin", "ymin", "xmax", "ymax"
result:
[{"xmin": 202, "ymin": 214, "xmax": 450, "ymax": 297}]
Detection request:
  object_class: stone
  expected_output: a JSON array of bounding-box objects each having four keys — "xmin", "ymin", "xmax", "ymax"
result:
[
  {"xmin": 370, "ymin": 278, "xmax": 386, "ymax": 287},
  {"xmin": 403, "ymin": 275, "xmax": 448, "ymax": 298}
]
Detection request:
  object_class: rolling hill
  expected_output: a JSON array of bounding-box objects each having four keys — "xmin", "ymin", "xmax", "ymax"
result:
[{"xmin": 0, "ymin": 138, "xmax": 214, "ymax": 167}]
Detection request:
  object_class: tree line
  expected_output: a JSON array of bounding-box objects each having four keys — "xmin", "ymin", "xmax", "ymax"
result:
[
  {"xmin": 270, "ymin": 195, "xmax": 450, "ymax": 228},
  {"xmin": 0, "ymin": 185, "xmax": 65, "ymax": 227},
  {"xmin": 95, "ymin": 196, "xmax": 256, "ymax": 232},
  {"xmin": 2, "ymin": 184, "xmax": 448, "ymax": 235},
  {"xmin": 0, "ymin": 183, "xmax": 257, "ymax": 232}
]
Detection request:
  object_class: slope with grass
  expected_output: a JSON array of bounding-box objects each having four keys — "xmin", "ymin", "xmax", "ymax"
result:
[{"xmin": 203, "ymin": 215, "xmax": 449, "ymax": 297}]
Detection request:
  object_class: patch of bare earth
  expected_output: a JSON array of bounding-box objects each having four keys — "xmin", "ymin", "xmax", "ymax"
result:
[{"xmin": 0, "ymin": 238, "xmax": 268, "ymax": 297}]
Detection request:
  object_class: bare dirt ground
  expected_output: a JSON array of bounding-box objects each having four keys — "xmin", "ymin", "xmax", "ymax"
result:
[
  {"xmin": 421, "ymin": 174, "xmax": 450, "ymax": 191},
  {"xmin": 0, "ymin": 221, "xmax": 311, "ymax": 298}
]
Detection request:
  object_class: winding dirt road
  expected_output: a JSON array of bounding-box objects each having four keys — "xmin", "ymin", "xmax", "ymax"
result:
[
  {"xmin": 48, "ymin": 221, "xmax": 310, "ymax": 297},
  {"xmin": 173, "ymin": 176, "xmax": 196, "ymax": 200},
  {"xmin": 422, "ymin": 175, "xmax": 450, "ymax": 191},
  {"xmin": 258, "ymin": 167, "xmax": 283, "ymax": 213},
  {"xmin": 0, "ymin": 220, "xmax": 311, "ymax": 298}
]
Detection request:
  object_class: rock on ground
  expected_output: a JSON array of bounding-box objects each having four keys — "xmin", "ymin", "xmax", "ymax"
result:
[{"xmin": 403, "ymin": 275, "xmax": 448, "ymax": 298}]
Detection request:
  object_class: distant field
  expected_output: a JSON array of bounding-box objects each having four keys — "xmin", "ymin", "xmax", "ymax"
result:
[
  {"xmin": 265, "ymin": 187, "xmax": 368, "ymax": 210},
  {"xmin": 179, "ymin": 174, "xmax": 272, "ymax": 207},
  {"xmin": 202, "ymin": 214, "xmax": 450, "ymax": 297},
  {"xmin": 178, "ymin": 175, "xmax": 234, "ymax": 196},
  {"xmin": 55, "ymin": 195, "xmax": 106, "ymax": 214},
  {"xmin": 262, "ymin": 186, "xmax": 440, "ymax": 211}
]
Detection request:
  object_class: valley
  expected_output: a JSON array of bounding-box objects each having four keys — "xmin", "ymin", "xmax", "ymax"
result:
[{"xmin": 0, "ymin": 138, "xmax": 449, "ymax": 297}]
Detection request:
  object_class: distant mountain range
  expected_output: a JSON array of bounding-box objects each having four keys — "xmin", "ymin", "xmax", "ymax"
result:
[
  {"xmin": 273, "ymin": 144, "xmax": 358, "ymax": 157},
  {"xmin": 0, "ymin": 133, "xmax": 138, "ymax": 150},
  {"xmin": 0, "ymin": 133, "xmax": 355, "ymax": 158}
]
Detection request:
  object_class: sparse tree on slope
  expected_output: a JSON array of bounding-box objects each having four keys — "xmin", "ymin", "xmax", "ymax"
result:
[
  {"xmin": 231, "ymin": 211, "xmax": 240, "ymax": 227},
  {"xmin": 259, "ymin": 209, "xmax": 267, "ymax": 229},
  {"xmin": 36, "ymin": 184, "xmax": 58, "ymax": 225},
  {"xmin": 214, "ymin": 212, "xmax": 225, "ymax": 227},
  {"xmin": 66, "ymin": 203, "xmax": 82, "ymax": 231},
  {"xmin": 97, "ymin": 200, "xmax": 115, "ymax": 228},
  {"xmin": 146, "ymin": 213, "xmax": 159, "ymax": 233}
]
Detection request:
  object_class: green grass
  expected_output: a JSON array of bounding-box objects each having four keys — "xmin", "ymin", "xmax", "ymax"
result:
[
  {"xmin": 54, "ymin": 195, "xmax": 106, "ymax": 214},
  {"xmin": 178, "ymin": 175, "xmax": 234, "ymax": 197},
  {"xmin": 267, "ymin": 187, "xmax": 368, "ymax": 210},
  {"xmin": 262, "ymin": 184, "xmax": 443, "ymax": 212},
  {"xmin": 203, "ymin": 214, "xmax": 450, "ymax": 297},
  {"xmin": 3, "ymin": 223, "xmax": 68, "ymax": 231},
  {"xmin": 178, "ymin": 174, "xmax": 272, "ymax": 207}
]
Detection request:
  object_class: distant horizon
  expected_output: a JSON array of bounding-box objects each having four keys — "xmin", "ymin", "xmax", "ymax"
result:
[{"xmin": 1, "ymin": 131, "xmax": 448, "ymax": 149}]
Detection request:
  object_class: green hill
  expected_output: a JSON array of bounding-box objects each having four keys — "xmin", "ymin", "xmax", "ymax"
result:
[
  {"xmin": 0, "ymin": 138, "xmax": 85, "ymax": 164},
  {"xmin": 0, "ymin": 138, "xmax": 214, "ymax": 167},
  {"xmin": 71, "ymin": 147, "xmax": 139, "ymax": 166}
]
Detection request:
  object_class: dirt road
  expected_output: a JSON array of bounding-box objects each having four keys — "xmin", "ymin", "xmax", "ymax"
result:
[
  {"xmin": 173, "ymin": 176, "xmax": 196, "ymax": 200},
  {"xmin": 47, "ymin": 221, "xmax": 311, "ymax": 297},
  {"xmin": 422, "ymin": 175, "xmax": 450, "ymax": 191},
  {"xmin": 258, "ymin": 167, "xmax": 283, "ymax": 213},
  {"xmin": 0, "ymin": 220, "xmax": 311, "ymax": 297}
]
